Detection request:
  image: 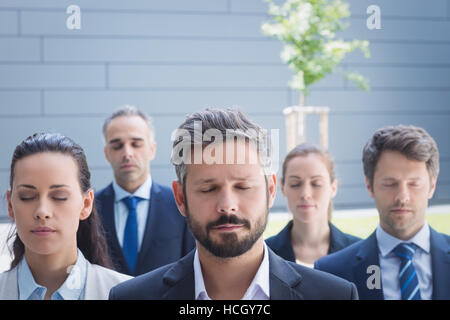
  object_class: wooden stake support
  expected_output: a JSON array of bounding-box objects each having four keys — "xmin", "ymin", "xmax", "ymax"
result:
[{"xmin": 283, "ymin": 106, "xmax": 330, "ymax": 152}]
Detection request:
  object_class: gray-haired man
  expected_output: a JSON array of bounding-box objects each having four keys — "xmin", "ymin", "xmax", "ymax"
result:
[{"xmin": 95, "ymin": 105, "xmax": 195, "ymax": 276}]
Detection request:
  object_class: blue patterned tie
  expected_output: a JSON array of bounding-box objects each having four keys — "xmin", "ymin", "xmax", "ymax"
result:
[
  {"xmin": 393, "ymin": 243, "xmax": 422, "ymax": 300},
  {"xmin": 122, "ymin": 196, "xmax": 142, "ymax": 274}
]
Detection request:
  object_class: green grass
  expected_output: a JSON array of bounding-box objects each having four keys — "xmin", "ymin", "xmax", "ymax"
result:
[{"xmin": 263, "ymin": 213, "xmax": 450, "ymax": 239}]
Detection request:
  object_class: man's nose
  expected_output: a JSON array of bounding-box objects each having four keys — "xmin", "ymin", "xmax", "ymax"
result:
[
  {"xmin": 122, "ymin": 144, "xmax": 134, "ymax": 159},
  {"xmin": 216, "ymin": 188, "xmax": 238, "ymax": 215},
  {"xmin": 395, "ymin": 183, "xmax": 410, "ymax": 205}
]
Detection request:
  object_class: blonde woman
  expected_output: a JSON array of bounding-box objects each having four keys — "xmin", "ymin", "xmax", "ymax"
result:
[{"xmin": 266, "ymin": 143, "xmax": 360, "ymax": 268}]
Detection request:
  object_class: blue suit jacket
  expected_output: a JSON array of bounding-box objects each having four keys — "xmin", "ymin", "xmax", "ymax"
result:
[
  {"xmin": 314, "ymin": 227, "xmax": 450, "ymax": 300},
  {"xmin": 265, "ymin": 221, "xmax": 361, "ymax": 262},
  {"xmin": 109, "ymin": 247, "xmax": 359, "ymax": 300},
  {"xmin": 95, "ymin": 181, "xmax": 195, "ymax": 276}
]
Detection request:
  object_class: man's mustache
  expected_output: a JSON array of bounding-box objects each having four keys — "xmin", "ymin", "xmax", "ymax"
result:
[{"xmin": 206, "ymin": 214, "xmax": 251, "ymax": 231}]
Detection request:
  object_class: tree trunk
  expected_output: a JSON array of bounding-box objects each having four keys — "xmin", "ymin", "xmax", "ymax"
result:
[{"xmin": 300, "ymin": 91, "xmax": 306, "ymax": 107}]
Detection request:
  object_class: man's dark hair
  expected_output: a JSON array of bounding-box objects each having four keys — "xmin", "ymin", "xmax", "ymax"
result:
[
  {"xmin": 362, "ymin": 125, "xmax": 439, "ymax": 187},
  {"xmin": 171, "ymin": 107, "xmax": 272, "ymax": 186}
]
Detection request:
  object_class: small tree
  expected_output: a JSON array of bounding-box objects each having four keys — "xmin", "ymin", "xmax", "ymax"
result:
[{"xmin": 262, "ymin": 0, "xmax": 370, "ymax": 107}]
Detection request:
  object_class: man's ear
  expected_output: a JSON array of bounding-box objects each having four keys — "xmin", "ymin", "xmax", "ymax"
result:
[
  {"xmin": 149, "ymin": 141, "xmax": 157, "ymax": 161},
  {"xmin": 6, "ymin": 190, "xmax": 15, "ymax": 221},
  {"xmin": 103, "ymin": 145, "xmax": 111, "ymax": 164},
  {"xmin": 365, "ymin": 177, "xmax": 374, "ymax": 198},
  {"xmin": 80, "ymin": 189, "xmax": 94, "ymax": 221},
  {"xmin": 267, "ymin": 173, "xmax": 277, "ymax": 209},
  {"xmin": 428, "ymin": 176, "xmax": 438, "ymax": 199},
  {"xmin": 172, "ymin": 181, "xmax": 186, "ymax": 217}
]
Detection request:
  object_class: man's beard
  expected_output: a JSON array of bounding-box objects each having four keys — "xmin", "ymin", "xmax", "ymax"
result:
[
  {"xmin": 185, "ymin": 209, "xmax": 268, "ymax": 258},
  {"xmin": 182, "ymin": 183, "xmax": 269, "ymax": 258}
]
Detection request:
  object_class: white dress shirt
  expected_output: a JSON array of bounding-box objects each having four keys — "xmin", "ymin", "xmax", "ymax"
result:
[
  {"xmin": 112, "ymin": 175, "xmax": 152, "ymax": 251},
  {"xmin": 376, "ymin": 221, "xmax": 433, "ymax": 300},
  {"xmin": 18, "ymin": 249, "xmax": 88, "ymax": 300},
  {"xmin": 295, "ymin": 259, "xmax": 314, "ymax": 269},
  {"xmin": 194, "ymin": 242, "xmax": 270, "ymax": 300}
]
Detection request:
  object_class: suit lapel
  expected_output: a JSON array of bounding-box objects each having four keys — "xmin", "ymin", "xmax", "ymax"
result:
[
  {"xmin": 353, "ymin": 232, "xmax": 384, "ymax": 300},
  {"xmin": 159, "ymin": 248, "xmax": 305, "ymax": 300},
  {"xmin": 135, "ymin": 182, "xmax": 161, "ymax": 273},
  {"xmin": 328, "ymin": 223, "xmax": 347, "ymax": 253},
  {"xmin": 161, "ymin": 250, "xmax": 196, "ymax": 300},
  {"xmin": 275, "ymin": 221, "xmax": 296, "ymax": 262},
  {"xmin": 268, "ymin": 248, "xmax": 304, "ymax": 300},
  {"xmin": 100, "ymin": 184, "xmax": 129, "ymax": 274},
  {"xmin": 430, "ymin": 228, "xmax": 450, "ymax": 299}
]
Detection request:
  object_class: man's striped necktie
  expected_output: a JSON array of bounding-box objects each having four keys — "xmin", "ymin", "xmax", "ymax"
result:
[{"xmin": 393, "ymin": 243, "xmax": 422, "ymax": 300}]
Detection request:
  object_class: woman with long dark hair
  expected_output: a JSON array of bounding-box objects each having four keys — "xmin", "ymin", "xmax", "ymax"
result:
[{"xmin": 0, "ymin": 133, "xmax": 131, "ymax": 299}]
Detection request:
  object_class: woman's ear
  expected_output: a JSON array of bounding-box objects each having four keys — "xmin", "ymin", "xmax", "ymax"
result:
[
  {"xmin": 331, "ymin": 179, "xmax": 338, "ymax": 199},
  {"xmin": 80, "ymin": 189, "xmax": 94, "ymax": 221},
  {"xmin": 6, "ymin": 190, "xmax": 15, "ymax": 221},
  {"xmin": 280, "ymin": 179, "xmax": 286, "ymax": 196}
]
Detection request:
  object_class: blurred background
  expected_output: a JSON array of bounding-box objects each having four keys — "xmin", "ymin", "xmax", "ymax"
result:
[{"xmin": 0, "ymin": 0, "xmax": 449, "ymax": 257}]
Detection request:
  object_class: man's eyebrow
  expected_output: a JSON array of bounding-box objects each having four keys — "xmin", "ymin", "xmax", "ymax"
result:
[
  {"xmin": 108, "ymin": 137, "xmax": 144, "ymax": 144},
  {"xmin": 287, "ymin": 175, "xmax": 325, "ymax": 179},
  {"xmin": 193, "ymin": 178, "xmax": 216, "ymax": 185},
  {"xmin": 108, "ymin": 138, "xmax": 122, "ymax": 144},
  {"xmin": 230, "ymin": 176, "xmax": 260, "ymax": 182},
  {"xmin": 192, "ymin": 176, "xmax": 259, "ymax": 185},
  {"xmin": 381, "ymin": 177, "xmax": 423, "ymax": 182}
]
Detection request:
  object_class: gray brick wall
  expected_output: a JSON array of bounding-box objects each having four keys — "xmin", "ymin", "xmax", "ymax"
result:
[{"xmin": 0, "ymin": 0, "xmax": 449, "ymax": 220}]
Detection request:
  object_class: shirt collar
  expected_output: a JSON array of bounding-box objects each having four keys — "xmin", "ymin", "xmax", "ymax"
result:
[
  {"xmin": 242, "ymin": 242, "xmax": 270, "ymax": 299},
  {"xmin": 194, "ymin": 242, "xmax": 270, "ymax": 300},
  {"xmin": 18, "ymin": 249, "xmax": 88, "ymax": 300},
  {"xmin": 113, "ymin": 174, "xmax": 152, "ymax": 202},
  {"xmin": 18, "ymin": 257, "xmax": 43, "ymax": 300},
  {"xmin": 376, "ymin": 221, "xmax": 431, "ymax": 257},
  {"xmin": 193, "ymin": 249, "xmax": 208, "ymax": 300}
]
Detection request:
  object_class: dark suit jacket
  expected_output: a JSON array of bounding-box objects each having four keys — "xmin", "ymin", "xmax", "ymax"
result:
[
  {"xmin": 265, "ymin": 221, "xmax": 361, "ymax": 262},
  {"xmin": 314, "ymin": 227, "xmax": 450, "ymax": 300},
  {"xmin": 95, "ymin": 181, "xmax": 195, "ymax": 276},
  {"xmin": 109, "ymin": 247, "xmax": 359, "ymax": 300}
]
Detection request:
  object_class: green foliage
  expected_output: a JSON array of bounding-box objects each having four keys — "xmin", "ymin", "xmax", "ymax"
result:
[{"xmin": 262, "ymin": 0, "xmax": 370, "ymax": 100}]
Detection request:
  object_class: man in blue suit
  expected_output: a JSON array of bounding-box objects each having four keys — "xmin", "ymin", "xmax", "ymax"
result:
[
  {"xmin": 315, "ymin": 125, "xmax": 450, "ymax": 300},
  {"xmin": 109, "ymin": 108, "xmax": 358, "ymax": 300},
  {"xmin": 96, "ymin": 106, "xmax": 195, "ymax": 276}
]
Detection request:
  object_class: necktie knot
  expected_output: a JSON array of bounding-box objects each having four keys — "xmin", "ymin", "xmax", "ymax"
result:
[
  {"xmin": 393, "ymin": 243, "xmax": 417, "ymax": 261},
  {"xmin": 122, "ymin": 196, "xmax": 142, "ymax": 211}
]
